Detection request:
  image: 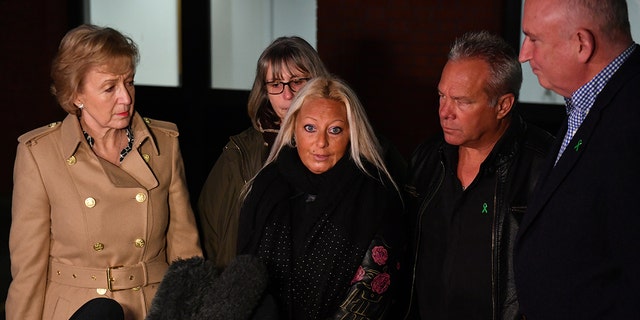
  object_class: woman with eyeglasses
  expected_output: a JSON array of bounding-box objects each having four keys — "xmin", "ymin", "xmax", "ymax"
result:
[{"xmin": 197, "ymin": 36, "xmax": 330, "ymax": 268}]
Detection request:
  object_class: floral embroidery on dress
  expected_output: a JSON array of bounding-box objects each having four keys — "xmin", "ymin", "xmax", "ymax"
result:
[
  {"xmin": 334, "ymin": 236, "xmax": 396, "ymax": 319},
  {"xmin": 351, "ymin": 266, "xmax": 365, "ymax": 284},
  {"xmin": 371, "ymin": 246, "xmax": 388, "ymax": 265},
  {"xmin": 371, "ymin": 272, "xmax": 391, "ymax": 294}
]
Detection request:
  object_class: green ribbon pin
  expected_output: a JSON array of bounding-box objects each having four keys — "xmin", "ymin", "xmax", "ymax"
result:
[
  {"xmin": 482, "ymin": 203, "xmax": 488, "ymax": 214},
  {"xmin": 574, "ymin": 139, "xmax": 583, "ymax": 151}
]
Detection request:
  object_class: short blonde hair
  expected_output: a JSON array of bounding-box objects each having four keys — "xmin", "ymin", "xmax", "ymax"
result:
[{"xmin": 50, "ymin": 24, "xmax": 139, "ymax": 114}]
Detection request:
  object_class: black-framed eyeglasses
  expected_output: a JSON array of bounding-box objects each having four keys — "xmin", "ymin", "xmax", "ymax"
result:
[{"xmin": 265, "ymin": 78, "xmax": 310, "ymax": 95}]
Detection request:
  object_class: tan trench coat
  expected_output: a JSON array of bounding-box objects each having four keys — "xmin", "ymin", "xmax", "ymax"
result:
[{"xmin": 6, "ymin": 112, "xmax": 202, "ymax": 320}]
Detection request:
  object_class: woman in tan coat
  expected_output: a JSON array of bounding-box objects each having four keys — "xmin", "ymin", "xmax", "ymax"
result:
[{"xmin": 6, "ymin": 24, "xmax": 202, "ymax": 320}]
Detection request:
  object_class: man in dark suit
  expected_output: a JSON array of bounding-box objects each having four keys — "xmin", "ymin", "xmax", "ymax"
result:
[{"xmin": 515, "ymin": 0, "xmax": 640, "ymax": 318}]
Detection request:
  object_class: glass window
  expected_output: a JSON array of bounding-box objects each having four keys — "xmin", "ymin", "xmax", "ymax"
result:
[
  {"xmin": 85, "ymin": 0, "xmax": 316, "ymax": 90},
  {"xmin": 211, "ymin": 0, "xmax": 317, "ymax": 90},
  {"xmin": 86, "ymin": 0, "xmax": 181, "ymax": 87}
]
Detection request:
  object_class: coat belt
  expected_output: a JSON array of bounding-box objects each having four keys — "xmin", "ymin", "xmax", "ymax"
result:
[{"xmin": 48, "ymin": 259, "xmax": 168, "ymax": 291}]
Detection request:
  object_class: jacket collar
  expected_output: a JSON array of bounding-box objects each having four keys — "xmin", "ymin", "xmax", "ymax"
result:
[
  {"xmin": 440, "ymin": 112, "xmax": 525, "ymax": 175},
  {"xmin": 60, "ymin": 113, "xmax": 85, "ymax": 160},
  {"xmin": 59, "ymin": 111, "xmax": 159, "ymax": 159},
  {"xmin": 131, "ymin": 112, "xmax": 160, "ymax": 156}
]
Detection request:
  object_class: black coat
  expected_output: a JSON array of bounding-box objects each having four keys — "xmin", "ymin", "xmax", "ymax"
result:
[{"xmin": 515, "ymin": 45, "xmax": 640, "ymax": 319}]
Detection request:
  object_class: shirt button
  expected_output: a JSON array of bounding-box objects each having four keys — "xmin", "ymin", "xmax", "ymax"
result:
[
  {"xmin": 135, "ymin": 193, "xmax": 146, "ymax": 203},
  {"xmin": 84, "ymin": 197, "xmax": 96, "ymax": 208}
]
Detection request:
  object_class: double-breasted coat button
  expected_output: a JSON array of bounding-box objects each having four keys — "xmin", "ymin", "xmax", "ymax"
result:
[
  {"xmin": 85, "ymin": 197, "xmax": 96, "ymax": 208},
  {"xmin": 142, "ymin": 154, "xmax": 150, "ymax": 163},
  {"xmin": 135, "ymin": 193, "xmax": 146, "ymax": 203},
  {"xmin": 66, "ymin": 156, "xmax": 77, "ymax": 165},
  {"xmin": 134, "ymin": 238, "xmax": 146, "ymax": 248},
  {"xmin": 93, "ymin": 242, "xmax": 104, "ymax": 251}
]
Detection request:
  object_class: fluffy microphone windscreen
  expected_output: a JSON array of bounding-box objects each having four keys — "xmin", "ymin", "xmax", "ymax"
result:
[{"xmin": 146, "ymin": 255, "xmax": 269, "ymax": 320}]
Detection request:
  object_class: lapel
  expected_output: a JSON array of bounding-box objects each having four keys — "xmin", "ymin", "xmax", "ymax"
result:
[
  {"xmin": 60, "ymin": 112, "xmax": 160, "ymax": 190},
  {"xmin": 118, "ymin": 113, "xmax": 160, "ymax": 190},
  {"xmin": 518, "ymin": 47, "xmax": 640, "ymax": 237}
]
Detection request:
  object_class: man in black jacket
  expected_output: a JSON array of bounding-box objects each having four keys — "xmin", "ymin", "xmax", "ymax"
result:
[
  {"xmin": 401, "ymin": 31, "xmax": 554, "ymax": 320},
  {"xmin": 515, "ymin": 0, "xmax": 640, "ymax": 318}
]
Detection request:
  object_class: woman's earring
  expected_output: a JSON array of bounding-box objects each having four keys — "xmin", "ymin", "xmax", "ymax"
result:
[{"xmin": 77, "ymin": 103, "xmax": 84, "ymax": 109}]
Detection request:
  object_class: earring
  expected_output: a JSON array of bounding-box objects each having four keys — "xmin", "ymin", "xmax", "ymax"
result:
[{"xmin": 77, "ymin": 103, "xmax": 84, "ymax": 109}]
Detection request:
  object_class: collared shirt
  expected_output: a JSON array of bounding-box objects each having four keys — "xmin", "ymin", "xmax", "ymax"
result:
[
  {"xmin": 417, "ymin": 143, "xmax": 494, "ymax": 320},
  {"xmin": 555, "ymin": 43, "xmax": 638, "ymax": 164}
]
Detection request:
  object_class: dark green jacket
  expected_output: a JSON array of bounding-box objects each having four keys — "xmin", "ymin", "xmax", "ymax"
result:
[{"xmin": 197, "ymin": 127, "xmax": 269, "ymax": 267}]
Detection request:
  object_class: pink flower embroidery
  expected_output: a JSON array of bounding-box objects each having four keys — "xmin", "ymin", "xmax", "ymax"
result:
[
  {"xmin": 351, "ymin": 266, "xmax": 365, "ymax": 284},
  {"xmin": 371, "ymin": 246, "xmax": 388, "ymax": 265},
  {"xmin": 371, "ymin": 272, "xmax": 391, "ymax": 294}
]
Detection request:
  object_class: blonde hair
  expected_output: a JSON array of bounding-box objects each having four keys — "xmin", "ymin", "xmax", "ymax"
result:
[
  {"xmin": 243, "ymin": 76, "xmax": 399, "ymax": 199},
  {"xmin": 50, "ymin": 24, "xmax": 139, "ymax": 114}
]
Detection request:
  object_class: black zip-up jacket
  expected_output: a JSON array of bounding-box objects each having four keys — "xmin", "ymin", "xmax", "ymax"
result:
[{"xmin": 400, "ymin": 114, "xmax": 554, "ymax": 320}]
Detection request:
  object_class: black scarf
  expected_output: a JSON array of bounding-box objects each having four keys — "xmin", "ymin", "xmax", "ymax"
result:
[{"xmin": 238, "ymin": 147, "xmax": 402, "ymax": 320}]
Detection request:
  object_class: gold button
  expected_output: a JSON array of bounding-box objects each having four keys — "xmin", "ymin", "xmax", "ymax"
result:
[
  {"xmin": 96, "ymin": 288, "xmax": 107, "ymax": 295},
  {"xmin": 132, "ymin": 286, "xmax": 141, "ymax": 291},
  {"xmin": 84, "ymin": 197, "xmax": 96, "ymax": 208},
  {"xmin": 66, "ymin": 156, "xmax": 77, "ymax": 165},
  {"xmin": 134, "ymin": 238, "xmax": 146, "ymax": 248},
  {"xmin": 91, "ymin": 275, "xmax": 97, "ymax": 280},
  {"xmin": 143, "ymin": 117, "xmax": 151, "ymax": 124},
  {"xmin": 93, "ymin": 242, "xmax": 104, "ymax": 251},
  {"xmin": 135, "ymin": 193, "xmax": 146, "ymax": 203},
  {"xmin": 48, "ymin": 122, "xmax": 59, "ymax": 128},
  {"xmin": 142, "ymin": 154, "xmax": 150, "ymax": 162}
]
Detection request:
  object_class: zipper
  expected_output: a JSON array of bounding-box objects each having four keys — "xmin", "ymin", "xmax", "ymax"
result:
[
  {"xmin": 490, "ymin": 176, "xmax": 499, "ymax": 320},
  {"xmin": 402, "ymin": 160, "xmax": 445, "ymax": 319}
]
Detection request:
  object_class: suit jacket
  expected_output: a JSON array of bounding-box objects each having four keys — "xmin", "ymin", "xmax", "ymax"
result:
[
  {"xmin": 7, "ymin": 112, "xmax": 202, "ymax": 320},
  {"xmin": 514, "ymin": 45, "xmax": 640, "ymax": 319}
]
